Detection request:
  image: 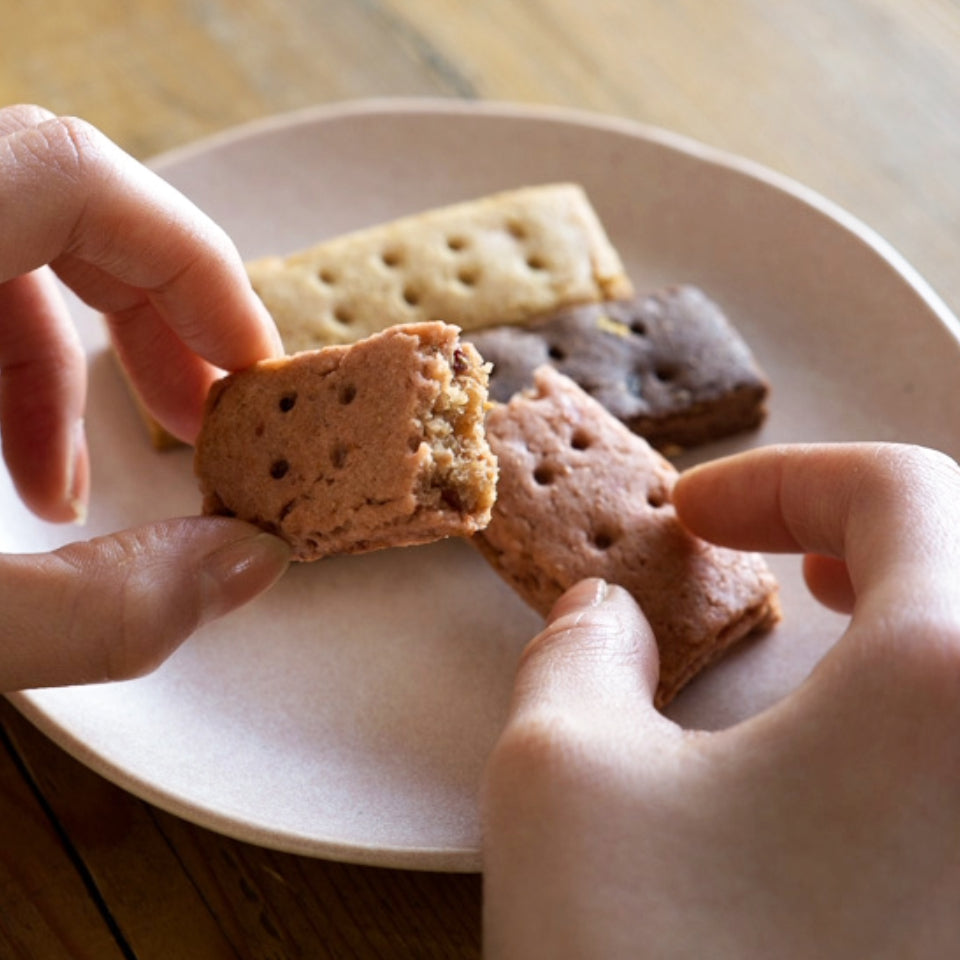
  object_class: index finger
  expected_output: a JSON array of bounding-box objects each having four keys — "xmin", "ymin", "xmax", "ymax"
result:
[
  {"xmin": 673, "ymin": 442, "xmax": 960, "ymax": 615},
  {"xmin": 0, "ymin": 112, "xmax": 282, "ymax": 370}
]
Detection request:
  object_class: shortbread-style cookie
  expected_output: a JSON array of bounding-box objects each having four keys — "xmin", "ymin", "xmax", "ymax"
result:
[
  {"xmin": 195, "ymin": 323, "xmax": 498, "ymax": 562},
  {"xmin": 473, "ymin": 367, "xmax": 780, "ymax": 707},
  {"xmin": 466, "ymin": 285, "xmax": 769, "ymax": 452},
  {"xmin": 246, "ymin": 183, "xmax": 633, "ymax": 353}
]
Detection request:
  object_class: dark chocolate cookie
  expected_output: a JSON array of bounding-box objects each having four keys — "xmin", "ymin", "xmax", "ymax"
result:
[{"xmin": 467, "ymin": 285, "xmax": 769, "ymax": 451}]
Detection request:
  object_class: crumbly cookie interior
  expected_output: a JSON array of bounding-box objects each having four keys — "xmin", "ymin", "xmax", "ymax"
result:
[{"xmin": 416, "ymin": 344, "xmax": 497, "ymax": 518}]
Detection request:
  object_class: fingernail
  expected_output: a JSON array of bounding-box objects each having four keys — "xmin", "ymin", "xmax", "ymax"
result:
[
  {"xmin": 66, "ymin": 419, "xmax": 89, "ymax": 525},
  {"xmin": 547, "ymin": 577, "xmax": 609, "ymax": 624},
  {"xmin": 67, "ymin": 495, "xmax": 88, "ymax": 526},
  {"xmin": 199, "ymin": 532, "xmax": 291, "ymax": 623}
]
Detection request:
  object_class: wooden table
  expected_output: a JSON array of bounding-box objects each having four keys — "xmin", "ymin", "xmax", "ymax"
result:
[{"xmin": 3, "ymin": 1, "xmax": 960, "ymax": 955}]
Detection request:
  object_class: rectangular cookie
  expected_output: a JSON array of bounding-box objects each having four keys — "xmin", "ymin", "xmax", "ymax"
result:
[
  {"xmin": 465, "ymin": 285, "xmax": 769, "ymax": 453},
  {"xmin": 194, "ymin": 322, "xmax": 497, "ymax": 562},
  {"xmin": 246, "ymin": 183, "xmax": 633, "ymax": 353},
  {"xmin": 472, "ymin": 366, "xmax": 780, "ymax": 708}
]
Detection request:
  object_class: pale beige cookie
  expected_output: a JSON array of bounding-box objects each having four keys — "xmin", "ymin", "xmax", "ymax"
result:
[
  {"xmin": 473, "ymin": 366, "xmax": 780, "ymax": 708},
  {"xmin": 246, "ymin": 183, "xmax": 633, "ymax": 353},
  {"xmin": 194, "ymin": 322, "xmax": 498, "ymax": 562}
]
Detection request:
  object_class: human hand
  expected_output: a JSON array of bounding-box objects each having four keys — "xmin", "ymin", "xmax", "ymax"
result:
[
  {"xmin": 482, "ymin": 443, "xmax": 960, "ymax": 959},
  {"xmin": 0, "ymin": 105, "xmax": 289, "ymax": 690}
]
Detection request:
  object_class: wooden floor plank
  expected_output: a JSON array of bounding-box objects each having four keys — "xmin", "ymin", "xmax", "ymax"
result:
[
  {"xmin": 0, "ymin": 710, "xmax": 129, "ymax": 960},
  {"xmin": 3, "ymin": 700, "xmax": 482, "ymax": 958},
  {"xmin": 152, "ymin": 811, "xmax": 482, "ymax": 959},
  {"xmin": 2, "ymin": 701, "xmax": 240, "ymax": 960}
]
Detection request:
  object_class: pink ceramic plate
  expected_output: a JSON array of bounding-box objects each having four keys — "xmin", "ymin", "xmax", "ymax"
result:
[{"xmin": 5, "ymin": 100, "xmax": 960, "ymax": 871}]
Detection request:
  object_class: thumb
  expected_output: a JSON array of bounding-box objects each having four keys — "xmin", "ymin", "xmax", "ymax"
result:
[
  {"xmin": 508, "ymin": 578, "xmax": 662, "ymax": 728},
  {"xmin": 482, "ymin": 578, "xmax": 677, "ymax": 952},
  {"xmin": 0, "ymin": 517, "xmax": 290, "ymax": 690}
]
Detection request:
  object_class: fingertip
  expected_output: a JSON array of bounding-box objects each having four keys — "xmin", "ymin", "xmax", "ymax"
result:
[
  {"xmin": 670, "ymin": 464, "xmax": 698, "ymax": 521},
  {"xmin": 514, "ymin": 578, "xmax": 660, "ymax": 719},
  {"xmin": 3, "ymin": 417, "xmax": 90, "ymax": 525},
  {"xmin": 146, "ymin": 224, "xmax": 284, "ymax": 372},
  {"xmin": 671, "ymin": 452, "xmax": 771, "ymax": 540},
  {"xmin": 545, "ymin": 577, "xmax": 609, "ymax": 625},
  {"xmin": 233, "ymin": 284, "xmax": 285, "ymax": 364},
  {"xmin": 198, "ymin": 529, "xmax": 291, "ymax": 624},
  {"xmin": 671, "ymin": 458, "xmax": 729, "ymax": 536},
  {"xmin": 672, "ymin": 446, "xmax": 809, "ymax": 552}
]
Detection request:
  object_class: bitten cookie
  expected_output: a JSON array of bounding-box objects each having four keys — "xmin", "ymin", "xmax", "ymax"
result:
[
  {"xmin": 246, "ymin": 183, "xmax": 633, "ymax": 353},
  {"xmin": 195, "ymin": 322, "xmax": 498, "ymax": 562},
  {"xmin": 473, "ymin": 366, "xmax": 780, "ymax": 707},
  {"xmin": 466, "ymin": 285, "xmax": 769, "ymax": 452}
]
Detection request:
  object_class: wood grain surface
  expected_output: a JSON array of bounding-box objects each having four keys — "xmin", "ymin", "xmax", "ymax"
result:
[{"xmin": 2, "ymin": 1, "xmax": 960, "ymax": 955}]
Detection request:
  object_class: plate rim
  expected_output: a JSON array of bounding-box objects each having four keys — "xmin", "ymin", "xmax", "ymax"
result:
[{"xmin": 7, "ymin": 687, "xmax": 480, "ymax": 870}]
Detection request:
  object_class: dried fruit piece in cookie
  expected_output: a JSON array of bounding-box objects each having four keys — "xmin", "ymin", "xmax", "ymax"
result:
[
  {"xmin": 195, "ymin": 322, "xmax": 498, "ymax": 561},
  {"xmin": 473, "ymin": 366, "xmax": 780, "ymax": 707}
]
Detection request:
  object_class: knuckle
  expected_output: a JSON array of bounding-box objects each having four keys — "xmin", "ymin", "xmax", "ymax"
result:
[
  {"xmin": 897, "ymin": 443, "xmax": 958, "ymax": 474},
  {"xmin": 46, "ymin": 115, "xmax": 100, "ymax": 160},
  {"xmin": 24, "ymin": 115, "xmax": 97, "ymax": 185},
  {"xmin": 0, "ymin": 103, "xmax": 57, "ymax": 132},
  {"xmin": 11, "ymin": 115, "xmax": 115, "ymax": 217},
  {"xmin": 870, "ymin": 444, "xmax": 960, "ymax": 498}
]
